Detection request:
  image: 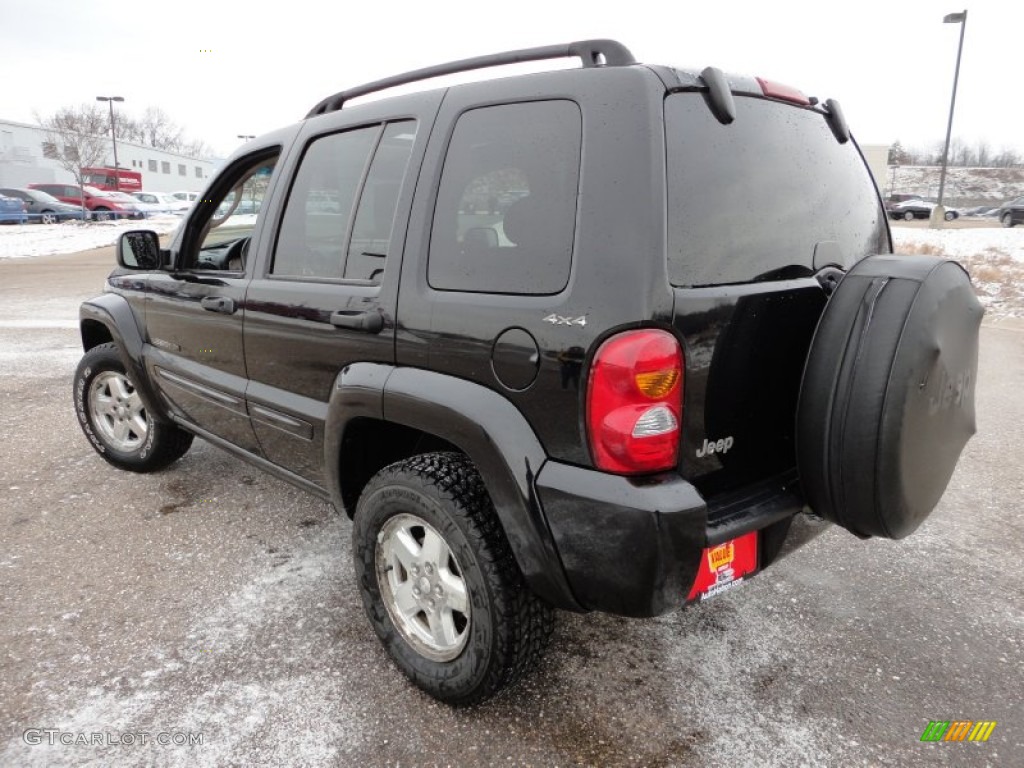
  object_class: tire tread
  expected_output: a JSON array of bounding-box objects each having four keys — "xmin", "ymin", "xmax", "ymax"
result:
[{"xmin": 356, "ymin": 452, "xmax": 553, "ymax": 705}]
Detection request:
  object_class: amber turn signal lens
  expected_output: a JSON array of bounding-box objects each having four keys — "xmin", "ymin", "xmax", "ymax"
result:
[{"xmin": 634, "ymin": 369, "xmax": 680, "ymax": 399}]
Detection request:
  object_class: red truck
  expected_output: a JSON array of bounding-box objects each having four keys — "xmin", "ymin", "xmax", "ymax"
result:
[{"xmin": 81, "ymin": 167, "xmax": 143, "ymax": 192}]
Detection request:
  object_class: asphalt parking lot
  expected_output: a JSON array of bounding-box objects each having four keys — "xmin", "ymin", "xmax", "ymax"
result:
[{"xmin": 0, "ymin": 246, "xmax": 1021, "ymax": 767}]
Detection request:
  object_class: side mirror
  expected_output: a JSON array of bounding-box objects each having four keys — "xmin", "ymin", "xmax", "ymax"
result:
[{"xmin": 118, "ymin": 230, "xmax": 163, "ymax": 270}]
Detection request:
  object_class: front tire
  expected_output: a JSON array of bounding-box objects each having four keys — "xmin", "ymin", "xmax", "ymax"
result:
[
  {"xmin": 74, "ymin": 343, "xmax": 193, "ymax": 472},
  {"xmin": 40, "ymin": 211, "xmax": 58, "ymax": 225},
  {"xmin": 903, "ymin": 210, "xmax": 914, "ymax": 221},
  {"xmin": 352, "ymin": 452, "xmax": 554, "ymax": 706},
  {"xmin": 1003, "ymin": 212, "xmax": 1015, "ymax": 228}
]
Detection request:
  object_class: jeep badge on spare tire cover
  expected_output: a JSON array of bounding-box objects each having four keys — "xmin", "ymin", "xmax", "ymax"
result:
[{"xmin": 796, "ymin": 255, "xmax": 983, "ymax": 539}]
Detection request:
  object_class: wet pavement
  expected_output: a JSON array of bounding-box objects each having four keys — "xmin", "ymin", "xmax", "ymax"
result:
[{"xmin": 1, "ymin": 247, "xmax": 1021, "ymax": 767}]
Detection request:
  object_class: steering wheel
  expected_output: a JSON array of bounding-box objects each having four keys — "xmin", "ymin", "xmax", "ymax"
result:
[{"xmin": 225, "ymin": 237, "xmax": 250, "ymax": 271}]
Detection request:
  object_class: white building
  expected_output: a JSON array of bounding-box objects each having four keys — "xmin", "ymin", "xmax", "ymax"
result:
[
  {"xmin": 0, "ymin": 118, "xmax": 221, "ymax": 194},
  {"xmin": 859, "ymin": 144, "xmax": 890, "ymax": 198}
]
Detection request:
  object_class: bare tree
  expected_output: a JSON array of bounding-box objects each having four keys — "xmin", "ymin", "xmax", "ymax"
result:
[
  {"xmin": 975, "ymin": 140, "xmax": 991, "ymax": 167},
  {"xmin": 178, "ymin": 138, "xmax": 212, "ymax": 158},
  {"xmin": 888, "ymin": 141, "xmax": 908, "ymax": 165},
  {"xmin": 35, "ymin": 105, "xmax": 110, "ymax": 220},
  {"xmin": 39, "ymin": 103, "xmax": 212, "ymax": 166},
  {"xmin": 899, "ymin": 138, "xmax": 1022, "ymax": 168},
  {"xmin": 137, "ymin": 107, "xmax": 185, "ymax": 151}
]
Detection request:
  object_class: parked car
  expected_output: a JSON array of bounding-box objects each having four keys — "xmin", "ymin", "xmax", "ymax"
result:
[
  {"xmin": 888, "ymin": 199, "xmax": 959, "ymax": 221},
  {"xmin": 75, "ymin": 39, "xmax": 982, "ymax": 706},
  {"xmin": 100, "ymin": 190, "xmax": 150, "ymax": 219},
  {"xmin": 0, "ymin": 192, "xmax": 28, "ymax": 224},
  {"xmin": 131, "ymin": 191, "xmax": 191, "ymax": 215},
  {"xmin": 0, "ymin": 187, "xmax": 88, "ymax": 224},
  {"xmin": 170, "ymin": 190, "xmax": 199, "ymax": 203},
  {"xmin": 215, "ymin": 198, "xmax": 262, "ymax": 217},
  {"xmin": 27, "ymin": 183, "xmax": 144, "ymax": 221},
  {"xmin": 997, "ymin": 196, "xmax": 1024, "ymax": 228},
  {"xmin": 883, "ymin": 193, "xmax": 923, "ymax": 213}
]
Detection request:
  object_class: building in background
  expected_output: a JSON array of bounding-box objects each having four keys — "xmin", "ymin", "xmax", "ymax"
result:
[
  {"xmin": 859, "ymin": 145, "xmax": 889, "ymax": 198},
  {"xmin": 0, "ymin": 118, "xmax": 220, "ymax": 194}
]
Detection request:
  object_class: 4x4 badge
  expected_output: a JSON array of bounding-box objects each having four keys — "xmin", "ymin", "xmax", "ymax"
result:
[{"xmin": 543, "ymin": 314, "xmax": 587, "ymax": 327}]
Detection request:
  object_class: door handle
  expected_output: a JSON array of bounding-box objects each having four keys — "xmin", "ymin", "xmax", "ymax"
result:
[
  {"xmin": 201, "ymin": 296, "xmax": 236, "ymax": 314},
  {"xmin": 330, "ymin": 309, "xmax": 384, "ymax": 334}
]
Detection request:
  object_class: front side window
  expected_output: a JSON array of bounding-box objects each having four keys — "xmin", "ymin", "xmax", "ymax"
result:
[
  {"xmin": 428, "ymin": 100, "xmax": 581, "ymax": 295},
  {"xmin": 184, "ymin": 152, "xmax": 279, "ymax": 271},
  {"xmin": 273, "ymin": 120, "xmax": 417, "ymax": 281}
]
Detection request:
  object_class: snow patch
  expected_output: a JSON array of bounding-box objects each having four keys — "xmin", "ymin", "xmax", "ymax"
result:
[{"xmin": 0, "ymin": 217, "xmax": 182, "ymax": 260}]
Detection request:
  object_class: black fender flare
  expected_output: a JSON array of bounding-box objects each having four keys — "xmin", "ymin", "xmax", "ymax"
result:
[
  {"xmin": 79, "ymin": 294, "xmax": 168, "ymax": 422},
  {"xmin": 324, "ymin": 363, "xmax": 580, "ymax": 611}
]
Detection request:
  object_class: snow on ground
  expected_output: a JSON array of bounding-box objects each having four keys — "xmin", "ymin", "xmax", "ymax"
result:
[
  {"xmin": 890, "ymin": 165, "xmax": 1024, "ymax": 205},
  {"xmin": 892, "ymin": 226, "xmax": 1024, "ymax": 263},
  {"xmin": 892, "ymin": 225, "xmax": 1024, "ymax": 318},
  {"xmin": 0, "ymin": 216, "xmax": 183, "ymax": 260}
]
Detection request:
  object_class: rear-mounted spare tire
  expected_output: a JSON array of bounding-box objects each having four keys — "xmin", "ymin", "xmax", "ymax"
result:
[{"xmin": 797, "ymin": 255, "xmax": 983, "ymax": 539}]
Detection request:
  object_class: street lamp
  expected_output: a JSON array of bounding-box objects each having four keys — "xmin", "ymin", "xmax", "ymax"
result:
[
  {"xmin": 237, "ymin": 134, "xmax": 255, "ymax": 142},
  {"xmin": 932, "ymin": 10, "xmax": 967, "ymax": 227},
  {"xmin": 96, "ymin": 96, "xmax": 125, "ymax": 190}
]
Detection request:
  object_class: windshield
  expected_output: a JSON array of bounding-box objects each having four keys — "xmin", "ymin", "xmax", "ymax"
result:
[
  {"xmin": 665, "ymin": 93, "xmax": 889, "ymax": 287},
  {"xmin": 22, "ymin": 190, "xmax": 59, "ymax": 203}
]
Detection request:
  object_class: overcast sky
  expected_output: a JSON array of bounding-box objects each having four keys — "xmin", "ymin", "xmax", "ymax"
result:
[{"xmin": 1, "ymin": 0, "xmax": 1019, "ymax": 159}]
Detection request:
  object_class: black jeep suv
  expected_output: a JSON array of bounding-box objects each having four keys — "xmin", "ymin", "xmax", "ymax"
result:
[{"xmin": 73, "ymin": 40, "xmax": 982, "ymax": 705}]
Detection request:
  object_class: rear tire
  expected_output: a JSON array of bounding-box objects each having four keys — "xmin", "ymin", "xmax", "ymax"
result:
[
  {"xmin": 903, "ymin": 211, "xmax": 914, "ymax": 221},
  {"xmin": 74, "ymin": 343, "xmax": 193, "ymax": 472},
  {"xmin": 353, "ymin": 452, "xmax": 554, "ymax": 706},
  {"xmin": 944, "ymin": 210, "xmax": 957, "ymax": 221}
]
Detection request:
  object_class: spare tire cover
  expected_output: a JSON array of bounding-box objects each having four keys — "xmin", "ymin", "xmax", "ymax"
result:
[{"xmin": 797, "ymin": 255, "xmax": 983, "ymax": 539}]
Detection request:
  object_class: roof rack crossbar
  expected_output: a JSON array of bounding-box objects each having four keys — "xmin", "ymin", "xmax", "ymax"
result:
[{"xmin": 305, "ymin": 39, "xmax": 635, "ymax": 118}]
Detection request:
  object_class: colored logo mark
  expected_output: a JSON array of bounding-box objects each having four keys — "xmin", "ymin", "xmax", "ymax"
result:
[
  {"xmin": 920, "ymin": 720, "xmax": 996, "ymax": 742},
  {"xmin": 708, "ymin": 541, "xmax": 734, "ymax": 571}
]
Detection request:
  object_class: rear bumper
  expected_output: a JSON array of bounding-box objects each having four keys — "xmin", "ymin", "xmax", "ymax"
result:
[{"xmin": 535, "ymin": 461, "xmax": 809, "ymax": 617}]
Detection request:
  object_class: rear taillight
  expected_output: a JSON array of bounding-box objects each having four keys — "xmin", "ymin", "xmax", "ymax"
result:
[{"xmin": 586, "ymin": 329, "xmax": 684, "ymax": 474}]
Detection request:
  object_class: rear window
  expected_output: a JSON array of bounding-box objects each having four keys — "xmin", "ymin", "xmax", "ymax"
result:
[{"xmin": 666, "ymin": 93, "xmax": 888, "ymax": 287}]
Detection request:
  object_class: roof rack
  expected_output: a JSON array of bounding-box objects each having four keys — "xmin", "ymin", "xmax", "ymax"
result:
[{"xmin": 305, "ymin": 39, "xmax": 636, "ymax": 118}]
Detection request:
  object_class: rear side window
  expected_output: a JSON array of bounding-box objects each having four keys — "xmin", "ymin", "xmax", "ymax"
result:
[
  {"xmin": 428, "ymin": 100, "xmax": 581, "ymax": 295},
  {"xmin": 344, "ymin": 122, "xmax": 417, "ymax": 282},
  {"xmin": 666, "ymin": 93, "xmax": 888, "ymax": 287},
  {"xmin": 274, "ymin": 121, "xmax": 416, "ymax": 282}
]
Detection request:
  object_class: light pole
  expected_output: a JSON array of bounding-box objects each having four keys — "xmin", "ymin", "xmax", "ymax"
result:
[
  {"xmin": 932, "ymin": 10, "xmax": 967, "ymax": 227},
  {"xmin": 889, "ymin": 162, "xmax": 900, "ymax": 198},
  {"xmin": 96, "ymin": 96, "xmax": 125, "ymax": 190}
]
